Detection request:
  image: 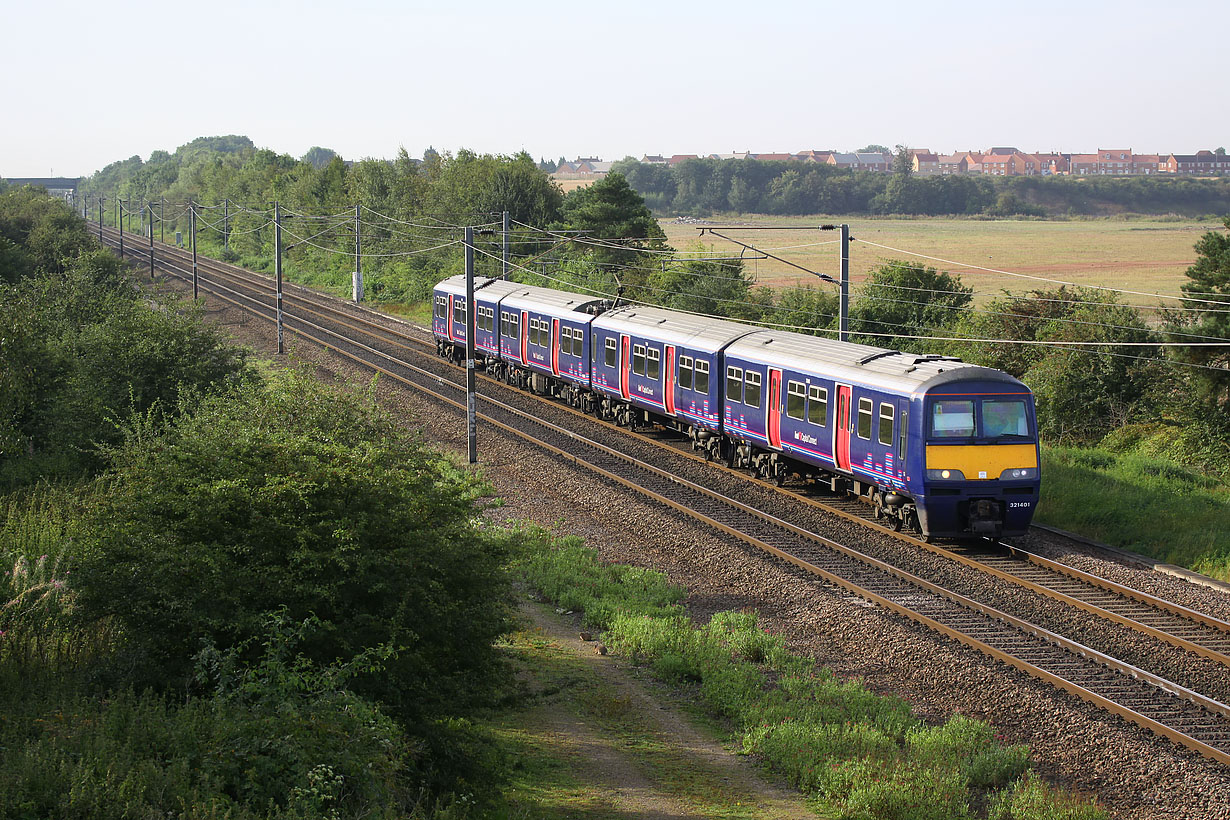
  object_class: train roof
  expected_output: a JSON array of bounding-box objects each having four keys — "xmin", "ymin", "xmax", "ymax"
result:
[
  {"xmin": 725, "ymin": 330, "xmax": 1028, "ymax": 396},
  {"xmin": 435, "ymin": 275, "xmax": 607, "ymax": 316},
  {"xmin": 593, "ymin": 304, "xmax": 760, "ymax": 353}
]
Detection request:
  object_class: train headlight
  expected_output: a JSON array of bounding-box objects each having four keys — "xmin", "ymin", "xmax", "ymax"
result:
[
  {"xmin": 925, "ymin": 469, "xmax": 965, "ymax": 480},
  {"xmin": 1000, "ymin": 467, "xmax": 1038, "ymax": 480}
]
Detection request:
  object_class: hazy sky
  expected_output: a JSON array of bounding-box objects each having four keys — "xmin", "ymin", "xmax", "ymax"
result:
[{"xmin": 3, "ymin": 0, "xmax": 1226, "ymax": 178}]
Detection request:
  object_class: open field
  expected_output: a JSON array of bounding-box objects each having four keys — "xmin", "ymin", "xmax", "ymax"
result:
[{"xmin": 661, "ymin": 215, "xmax": 1219, "ymax": 306}]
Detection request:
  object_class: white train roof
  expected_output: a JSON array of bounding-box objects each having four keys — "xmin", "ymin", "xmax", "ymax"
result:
[
  {"xmin": 593, "ymin": 304, "xmax": 760, "ymax": 353},
  {"xmin": 725, "ymin": 330, "xmax": 1026, "ymax": 395}
]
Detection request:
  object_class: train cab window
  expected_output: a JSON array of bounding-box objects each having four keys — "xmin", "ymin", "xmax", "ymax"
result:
[
  {"xmin": 647, "ymin": 347, "xmax": 661, "ymax": 380},
  {"xmin": 878, "ymin": 403, "xmax": 894, "ymax": 446},
  {"xmin": 605, "ymin": 337, "xmax": 617, "ymax": 367},
  {"xmin": 807, "ymin": 385, "xmax": 827, "ymax": 426},
  {"xmin": 694, "ymin": 360, "xmax": 710, "ymax": 394},
  {"xmin": 744, "ymin": 371, "xmax": 762, "ymax": 409},
  {"xmin": 453, "ymin": 299, "xmax": 466, "ymax": 325},
  {"xmin": 857, "ymin": 397, "xmax": 873, "ymax": 440},
  {"xmin": 786, "ymin": 381, "xmax": 806, "ymax": 420},
  {"xmin": 678, "ymin": 355, "xmax": 693, "ymax": 390},
  {"xmin": 931, "ymin": 399, "xmax": 975, "ymax": 438},
  {"xmin": 726, "ymin": 367, "xmax": 744, "ymax": 403},
  {"xmin": 633, "ymin": 344, "xmax": 646, "ymax": 376},
  {"xmin": 982, "ymin": 399, "xmax": 1030, "ymax": 438}
]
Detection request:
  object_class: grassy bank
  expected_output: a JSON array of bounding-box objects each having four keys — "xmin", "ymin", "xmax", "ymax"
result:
[
  {"xmin": 1038, "ymin": 445, "xmax": 1230, "ymax": 580},
  {"xmin": 518, "ymin": 533, "xmax": 1107, "ymax": 820}
]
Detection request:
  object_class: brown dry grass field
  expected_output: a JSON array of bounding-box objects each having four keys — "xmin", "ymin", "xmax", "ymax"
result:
[{"xmin": 660, "ymin": 215, "xmax": 1220, "ymax": 306}]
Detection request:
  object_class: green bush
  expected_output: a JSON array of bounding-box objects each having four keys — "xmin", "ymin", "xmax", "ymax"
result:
[
  {"xmin": 906, "ymin": 715, "xmax": 1028, "ymax": 788},
  {"xmin": 75, "ymin": 369, "xmax": 516, "ymax": 730},
  {"xmin": 988, "ymin": 773, "xmax": 1107, "ymax": 820}
]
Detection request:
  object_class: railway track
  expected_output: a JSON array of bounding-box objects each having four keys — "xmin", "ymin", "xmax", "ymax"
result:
[{"xmin": 101, "ymin": 226, "xmax": 1230, "ymax": 766}]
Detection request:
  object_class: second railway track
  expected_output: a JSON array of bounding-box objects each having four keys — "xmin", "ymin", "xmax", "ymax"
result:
[{"xmin": 102, "ymin": 225, "xmax": 1230, "ymax": 767}]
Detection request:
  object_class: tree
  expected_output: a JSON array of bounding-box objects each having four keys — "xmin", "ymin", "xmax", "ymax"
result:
[
  {"xmin": 1174, "ymin": 216, "xmax": 1230, "ymax": 408},
  {"xmin": 560, "ymin": 172, "xmax": 666, "ymax": 286},
  {"xmin": 857, "ymin": 144, "xmax": 891, "ymax": 154},
  {"xmin": 850, "ymin": 260, "xmax": 972, "ymax": 349},
  {"xmin": 773, "ymin": 285, "xmax": 839, "ymax": 336},
  {"xmin": 301, "ymin": 145, "xmax": 339, "ymax": 169}
]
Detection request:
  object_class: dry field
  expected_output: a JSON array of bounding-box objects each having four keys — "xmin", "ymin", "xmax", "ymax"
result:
[{"xmin": 660, "ymin": 215, "xmax": 1219, "ymax": 306}]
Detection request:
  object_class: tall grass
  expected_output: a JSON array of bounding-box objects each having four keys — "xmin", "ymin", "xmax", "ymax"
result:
[
  {"xmin": 521, "ymin": 536, "xmax": 1106, "ymax": 820},
  {"xmin": 1038, "ymin": 446, "xmax": 1230, "ymax": 580}
]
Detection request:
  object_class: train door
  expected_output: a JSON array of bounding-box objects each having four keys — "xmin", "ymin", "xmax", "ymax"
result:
[
  {"xmin": 519, "ymin": 311, "xmax": 528, "ymax": 364},
  {"xmin": 895, "ymin": 399, "xmax": 909, "ymax": 482},
  {"xmin": 834, "ymin": 384, "xmax": 852, "ymax": 471},
  {"xmin": 447, "ymin": 296, "xmax": 456, "ymax": 341},
  {"xmin": 551, "ymin": 318, "xmax": 561, "ymax": 376},
  {"xmin": 619, "ymin": 335, "xmax": 631, "ymax": 400},
  {"xmin": 664, "ymin": 346, "xmax": 676, "ymax": 415},
  {"xmin": 767, "ymin": 368, "xmax": 782, "ymax": 449}
]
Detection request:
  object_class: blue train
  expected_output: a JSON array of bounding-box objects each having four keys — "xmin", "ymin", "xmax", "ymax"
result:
[{"xmin": 433, "ymin": 275, "xmax": 1040, "ymax": 539}]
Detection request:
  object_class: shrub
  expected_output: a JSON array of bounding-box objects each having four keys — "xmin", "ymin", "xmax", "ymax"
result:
[
  {"xmin": 75, "ymin": 369, "xmax": 515, "ymax": 730},
  {"xmin": 988, "ymin": 773, "xmax": 1108, "ymax": 820},
  {"xmin": 906, "ymin": 715, "xmax": 1029, "ymax": 788}
]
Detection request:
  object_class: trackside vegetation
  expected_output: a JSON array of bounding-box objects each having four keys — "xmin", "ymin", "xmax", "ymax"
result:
[{"xmin": 519, "ymin": 536, "xmax": 1107, "ymax": 820}]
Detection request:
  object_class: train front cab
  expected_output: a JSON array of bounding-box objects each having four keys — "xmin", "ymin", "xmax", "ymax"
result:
[{"xmin": 913, "ymin": 378, "xmax": 1040, "ymax": 539}]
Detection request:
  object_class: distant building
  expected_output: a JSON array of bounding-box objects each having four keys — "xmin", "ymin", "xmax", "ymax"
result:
[
  {"xmin": 641, "ymin": 155, "xmax": 667, "ymax": 164},
  {"xmin": 1161, "ymin": 151, "xmax": 1230, "ymax": 174},
  {"xmin": 910, "ymin": 150, "xmax": 939, "ymax": 175},
  {"xmin": 668, "ymin": 154, "xmax": 700, "ymax": 166},
  {"xmin": 794, "ymin": 150, "xmax": 835, "ymax": 163}
]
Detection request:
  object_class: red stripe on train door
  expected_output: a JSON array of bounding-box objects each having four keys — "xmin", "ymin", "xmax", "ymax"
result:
[
  {"xmin": 619, "ymin": 335, "xmax": 631, "ymax": 400},
  {"xmin": 447, "ymin": 296, "xmax": 455, "ymax": 342},
  {"xmin": 664, "ymin": 346, "xmax": 676, "ymax": 415},
  {"xmin": 551, "ymin": 318, "xmax": 560, "ymax": 376},
  {"xmin": 520, "ymin": 312, "xmax": 528, "ymax": 365}
]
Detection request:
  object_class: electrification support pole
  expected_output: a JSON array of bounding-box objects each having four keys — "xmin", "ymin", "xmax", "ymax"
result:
[
  {"xmin": 353, "ymin": 203, "xmax": 363, "ymax": 302},
  {"xmin": 223, "ymin": 199, "xmax": 229, "ymax": 252},
  {"xmin": 275, "ymin": 202, "xmax": 285, "ymax": 354},
  {"xmin": 118, "ymin": 199, "xmax": 124, "ymax": 258},
  {"xmin": 501, "ymin": 210, "xmax": 510, "ymax": 279},
  {"xmin": 190, "ymin": 200, "xmax": 198, "ymax": 299},
  {"xmin": 465, "ymin": 225, "xmax": 477, "ymax": 464},
  {"xmin": 160, "ymin": 198, "xmax": 165, "ymax": 243},
  {"xmin": 98, "ymin": 197, "xmax": 103, "ymax": 242},
  {"xmin": 148, "ymin": 202, "xmax": 155, "ymax": 279},
  {"xmin": 839, "ymin": 223, "xmax": 850, "ymax": 342}
]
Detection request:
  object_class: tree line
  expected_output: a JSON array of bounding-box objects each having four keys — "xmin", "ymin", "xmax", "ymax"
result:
[{"xmin": 610, "ymin": 154, "xmax": 1230, "ymax": 217}]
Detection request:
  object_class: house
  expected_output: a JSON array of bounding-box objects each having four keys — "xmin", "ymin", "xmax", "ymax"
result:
[
  {"xmin": 827, "ymin": 152, "xmax": 859, "ymax": 168},
  {"xmin": 1032, "ymin": 152, "xmax": 1069, "ymax": 175},
  {"xmin": 710, "ymin": 152, "xmax": 752, "ymax": 160},
  {"xmin": 750, "ymin": 153, "xmax": 792, "ymax": 162},
  {"xmin": 794, "ymin": 150, "xmax": 835, "ymax": 163},
  {"xmin": 936, "ymin": 151, "xmax": 982, "ymax": 174},
  {"xmin": 573, "ymin": 160, "xmax": 613, "ymax": 176},
  {"xmin": 668, "ymin": 154, "xmax": 700, "ymax": 166},
  {"xmin": 1161, "ymin": 151, "xmax": 1230, "ymax": 174},
  {"xmin": 641, "ymin": 155, "xmax": 667, "ymax": 165},
  {"xmin": 854, "ymin": 152, "xmax": 890, "ymax": 171},
  {"xmin": 910, "ymin": 150, "xmax": 939, "ymax": 174}
]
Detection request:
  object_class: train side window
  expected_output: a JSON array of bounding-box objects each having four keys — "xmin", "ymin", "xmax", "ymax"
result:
[
  {"xmin": 726, "ymin": 366, "xmax": 744, "ymax": 403},
  {"xmin": 453, "ymin": 299, "xmax": 466, "ymax": 325},
  {"xmin": 878, "ymin": 403, "xmax": 894, "ymax": 446},
  {"xmin": 573, "ymin": 328, "xmax": 584, "ymax": 357},
  {"xmin": 647, "ymin": 347, "xmax": 661, "ymax": 380},
  {"xmin": 857, "ymin": 397, "xmax": 873, "ymax": 440},
  {"xmin": 605, "ymin": 337, "xmax": 617, "ymax": 367},
  {"xmin": 694, "ymin": 360, "xmax": 710, "ymax": 394},
  {"xmin": 528, "ymin": 318, "xmax": 537, "ymax": 346},
  {"xmin": 510, "ymin": 314, "xmax": 520, "ymax": 340},
  {"xmin": 808, "ymin": 385, "xmax": 827, "ymax": 426},
  {"xmin": 786, "ymin": 381, "xmax": 805, "ymax": 420},
  {"xmin": 435, "ymin": 297, "xmax": 446, "ymax": 319},
  {"xmin": 486, "ymin": 308, "xmax": 495, "ymax": 332},
  {"xmin": 678, "ymin": 355, "xmax": 693, "ymax": 390},
  {"xmin": 897, "ymin": 409, "xmax": 909, "ymax": 461},
  {"xmin": 633, "ymin": 344, "xmax": 646, "ymax": 376},
  {"xmin": 559, "ymin": 327, "xmax": 570, "ymax": 353},
  {"xmin": 744, "ymin": 371, "xmax": 762, "ymax": 409}
]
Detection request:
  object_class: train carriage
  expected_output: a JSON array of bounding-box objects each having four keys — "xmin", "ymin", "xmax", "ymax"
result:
[
  {"xmin": 590, "ymin": 305, "xmax": 757, "ymax": 442},
  {"xmin": 433, "ymin": 275, "xmax": 522, "ymax": 364},
  {"xmin": 723, "ymin": 331, "xmax": 1039, "ymax": 538}
]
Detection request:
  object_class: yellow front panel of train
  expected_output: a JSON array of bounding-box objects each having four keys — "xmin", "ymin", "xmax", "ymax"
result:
[{"xmin": 925, "ymin": 444, "xmax": 1037, "ymax": 480}]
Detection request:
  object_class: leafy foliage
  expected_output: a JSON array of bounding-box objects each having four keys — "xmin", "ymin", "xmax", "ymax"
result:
[
  {"xmin": 1173, "ymin": 217, "xmax": 1230, "ymax": 408},
  {"xmin": 76, "ymin": 370, "xmax": 515, "ymax": 728}
]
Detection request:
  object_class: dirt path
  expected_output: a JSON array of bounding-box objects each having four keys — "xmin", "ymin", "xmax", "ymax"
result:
[{"xmin": 511, "ymin": 600, "xmax": 819, "ymax": 819}]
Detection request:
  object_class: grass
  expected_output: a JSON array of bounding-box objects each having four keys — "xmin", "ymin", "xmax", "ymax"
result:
[
  {"xmin": 519, "ymin": 534, "xmax": 1107, "ymax": 820},
  {"xmin": 1038, "ymin": 444, "xmax": 1230, "ymax": 580},
  {"xmin": 661, "ymin": 214, "xmax": 1216, "ymax": 306}
]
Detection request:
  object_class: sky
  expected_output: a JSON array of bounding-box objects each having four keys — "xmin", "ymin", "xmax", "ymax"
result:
[{"xmin": 2, "ymin": 0, "xmax": 1227, "ymax": 179}]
